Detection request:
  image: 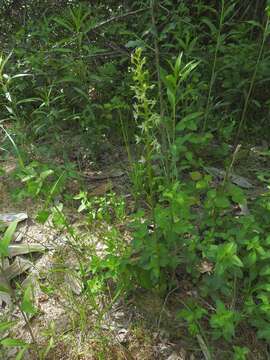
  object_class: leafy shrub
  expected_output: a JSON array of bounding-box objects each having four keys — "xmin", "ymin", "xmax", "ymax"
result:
[{"xmin": 117, "ymin": 46, "xmax": 270, "ymax": 347}]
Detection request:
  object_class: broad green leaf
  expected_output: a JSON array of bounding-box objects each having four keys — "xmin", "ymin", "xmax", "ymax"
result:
[
  {"xmin": 196, "ymin": 179, "xmax": 208, "ymax": 190},
  {"xmin": 36, "ymin": 210, "xmax": 50, "ymax": 224},
  {"xmin": 190, "ymin": 171, "xmax": 202, "ymax": 181},
  {"xmin": 16, "ymin": 346, "xmax": 28, "ymax": 360},
  {"xmin": 40, "ymin": 169, "xmax": 54, "ymax": 180},
  {"xmin": 78, "ymin": 203, "xmax": 87, "ymax": 212},
  {"xmin": 201, "ymin": 17, "xmax": 217, "ymax": 35},
  {"xmin": 1, "ymin": 338, "xmax": 26, "ymax": 347},
  {"xmin": 260, "ymin": 266, "xmax": 270, "ymax": 276},
  {"xmin": 0, "ymin": 321, "xmax": 16, "ymax": 332},
  {"xmin": 125, "ymin": 40, "xmax": 146, "ymax": 49},
  {"xmin": 227, "ymin": 183, "xmax": 245, "ymax": 204},
  {"xmin": 181, "ymin": 61, "xmax": 199, "ymax": 81},
  {"xmin": 207, "ymin": 189, "xmax": 217, "ymax": 199},
  {"xmin": 232, "ymin": 255, "xmax": 243, "ymax": 267},
  {"xmin": 265, "ymin": 235, "xmax": 270, "ymax": 245},
  {"xmin": 176, "ymin": 112, "xmax": 202, "ymax": 131},
  {"xmin": 0, "ymin": 221, "xmax": 17, "ymax": 256},
  {"xmin": 257, "ymin": 327, "xmax": 270, "ymax": 340},
  {"xmin": 21, "ymin": 287, "xmax": 36, "ymax": 315},
  {"xmin": 215, "ymin": 194, "xmax": 230, "ymax": 208}
]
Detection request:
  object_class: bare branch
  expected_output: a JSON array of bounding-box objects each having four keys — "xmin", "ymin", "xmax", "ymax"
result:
[{"xmin": 90, "ymin": 7, "xmax": 149, "ymax": 32}]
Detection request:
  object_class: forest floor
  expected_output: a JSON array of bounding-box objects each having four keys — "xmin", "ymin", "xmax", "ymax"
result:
[
  {"xmin": 1, "ymin": 139, "xmax": 269, "ymax": 360},
  {"xmin": 1, "ymin": 151, "xmax": 192, "ymax": 360}
]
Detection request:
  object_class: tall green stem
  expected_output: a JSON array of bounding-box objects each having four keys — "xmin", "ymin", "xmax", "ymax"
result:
[
  {"xmin": 150, "ymin": 0, "xmax": 164, "ymax": 117},
  {"xmin": 150, "ymin": 0, "xmax": 170, "ymax": 180},
  {"xmin": 235, "ymin": 14, "xmax": 269, "ymax": 142},
  {"xmin": 203, "ymin": 0, "xmax": 225, "ymax": 131}
]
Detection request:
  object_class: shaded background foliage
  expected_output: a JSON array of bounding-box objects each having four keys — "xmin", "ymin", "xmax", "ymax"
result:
[{"xmin": 0, "ymin": 0, "xmax": 270, "ymax": 153}]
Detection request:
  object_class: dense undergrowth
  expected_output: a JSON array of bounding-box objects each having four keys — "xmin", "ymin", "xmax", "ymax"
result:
[{"xmin": 1, "ymin": 0, "xmax": 270, "ymax": 359}]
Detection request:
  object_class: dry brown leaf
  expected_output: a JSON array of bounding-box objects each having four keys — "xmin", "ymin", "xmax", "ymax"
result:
[
  {"xmin": 64, "ymin": 273, "xmax": 83, "ymax": 295},
  {"xmin": 5, "ymin": 257, "xmax": 33, "ymax": 280},
  {"xmin": 83, "ymin": 169, "xmax": 124, "ymax": 180},
  {"xmin": 90, "ymin": 181, "xmax": 112, "ymax": 196},
  {"xmin": 8, "ymin": 243, "xmax": 46, "ymax": 257},
  {"xmin": 199, "ymin": 261, "xmax": 213, "ymax": 274},
  {"xmin": 0, "ymin": 212, "xmax": 28, "ymax": 225}
]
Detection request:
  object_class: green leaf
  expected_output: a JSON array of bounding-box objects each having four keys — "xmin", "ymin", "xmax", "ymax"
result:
[
  {"xmin": 196, "ymin": 179, "xmax": 209, "ymax": 190},
  {"xmin": 257, "ymin": 327, "xmax": 270, "ymax": 340},
  {"xmin": 125, "ymin": 39, "xmax": 146, "ymax": 49},
  {"xmin": 210, "ymin": 300, "xmax": 237, "ymax": 340},
  {"xmin": 0, "ymin": 284, "xmax": 10, "ymax": 293},
  {"xmin": 231, "ymin": 255, "xmax": 243, "ymax": 268},
  {"xmin": 167, "ymin": 87, "xmax": 176, "ymax": 109},
  {"xmin": 74, "ymin": 87, "xmax": 91, "ymax": 102},
  {"xmin": 21, "ymin": 287, "xmax": 36, "ymax": 315},
  {"xmin": 181, "ymin": 61, "xmax": 199, "ymax": 81},
  {"xmin": 207, "ymin": 189, "xmax": 217, "ymax": 199},
  {"xmin": 40, "ymin": 169, "xmax": 54, "ymax": 180},
  {"xmin": 36, "ymin": 210, "xmax": 50, "ymax": 224},
  {"xmin": 9, "ymin": 73, "xmax": 31, "ymax": 81},
  {"xmin": 78, "ymin": 202, "xmax": 87, "ymax": 212},
  {"xmin": 233, "ymin": 346, "xmax": 249, "ymax": 360},
  {"xmin": 224, "ymin": 3, "xmax": 236, "ymax": 20},
  {"xmin": 54, "ymin": 17, "xmax": 74, "ymax": 32},
  {"xmin": 1, "ymin": 338, "xmax": 26, "ymax": 347},
  {"xmin": 227, "ymin": 184, "xmax": 245, "ymax": 204},
  {"xmin": 15, "ymin": 346, "xmax": 28, "ymax": 360},
  {"xmin": 260, "ymin": 266, "xmax": 270, "ymax": 276},
  {"xmin": 246, "ymin": 20, "xmax": 263, "ymax": 30},
  {"xmin": 190, "ymin": 171, "xmax": 202, "ymax": 181},
  {"xmin": 0, "ymin": 221, "xmax": 17, "ymax": 256},
  {"xmin": 215, "ymin": 194, "xmax": 230, "ymax": 208},
  {"xmin": 5, "ymin": 105, "xmax": 14, "ymax": 114},
  {"xmin": 244, "ymin": 252, "xmax": 257, "ymax": 266},
  {"xmin": 175, "ymin": 53, "xmax": 182, "ymax": 74},
  {"xmin": 16, "ymin": 98, "xmax": 39, "ymax": 106},
  {"xmin": 201, "ymin": 18, "xmax": 217, "ymax": 35},
  {"xmin": 0, "ymin": 321, "xmax": 16, "ymax": 332},
  {"xmin": 176, "ymin": 112, "xmax": 202, "ymax": 131},
  {"xmin": 50, "ymin": 47, "xmax": 73, "ymax": 53}
]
